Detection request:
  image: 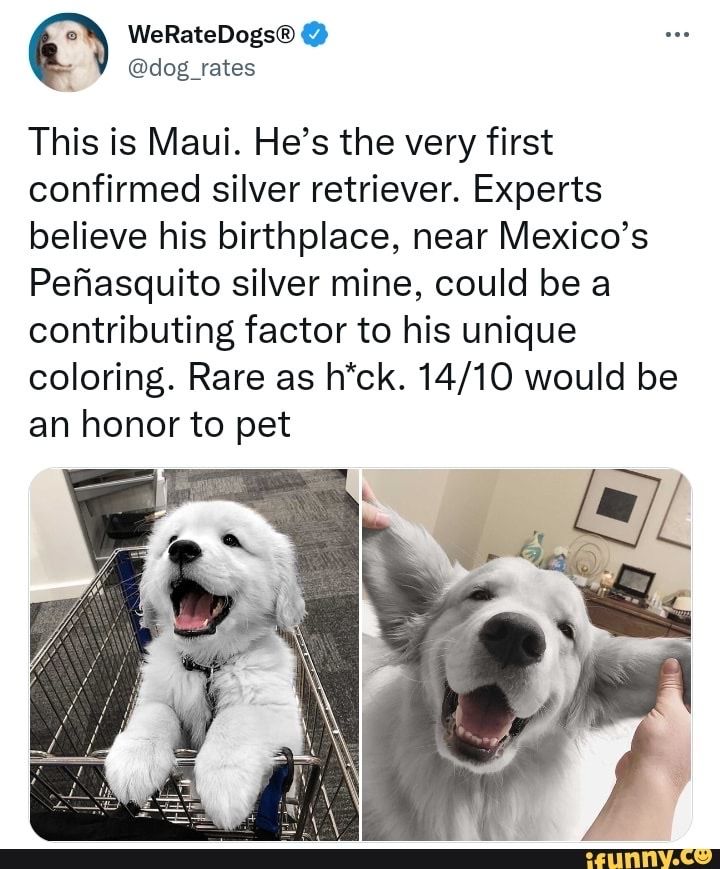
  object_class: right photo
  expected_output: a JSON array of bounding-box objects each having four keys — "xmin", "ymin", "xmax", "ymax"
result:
[{"xmin": 361, "ymin": 469, "xmax": 691, "ymax": 842}]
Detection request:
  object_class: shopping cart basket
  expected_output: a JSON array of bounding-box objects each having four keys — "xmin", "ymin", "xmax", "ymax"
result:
[{"xmin": 30, "ymin": 548, "xmax": 359, "ymax": 840}]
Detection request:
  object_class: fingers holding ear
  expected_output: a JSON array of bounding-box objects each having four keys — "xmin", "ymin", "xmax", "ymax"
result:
[
  {"xmin": 615, "ymin": 750, "xmax": 631, "ymax": 779},
  {"xmin": 361, "ymin": 479, "xmax": 390, "ymax": 529},
  {"xmin": 362, "ymin": 501, "xmax": 391, "ymax": 530},
  {"xmin": 361, "ymin": 479, "xmax": 377, "ymax": 503},
  {"xmin": 655, "ymin": 658, "xmax": 687, "ymax": 714}
]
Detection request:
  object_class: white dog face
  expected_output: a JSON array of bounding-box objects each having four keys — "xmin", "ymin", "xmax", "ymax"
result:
[
  {"xmin": 363, "ymin": 511, "xmax": 690, "ymax": 777},
  {"xmin": 37, "ymin": 21, "xmax": 104, "ymax": 86},
  {"xmin": 141, "ymin": 501, "xmax": 305, "ymax": 658},
  {"xmin": 420, "ymin": 558, "xmax": 591, "ymax": 773}
]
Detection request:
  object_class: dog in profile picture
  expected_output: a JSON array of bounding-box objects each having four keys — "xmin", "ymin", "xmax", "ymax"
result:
[{"xmin": 32, "ymin": 16, "xmax": 107, "ymax": 92}]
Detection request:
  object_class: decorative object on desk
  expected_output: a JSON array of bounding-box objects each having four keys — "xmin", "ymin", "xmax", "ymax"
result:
[
  {"xmin": 546, "ymin": 547, "xmax": 568, "ymax": 573},
  {"xmin": 615, "ymin": 563, "xmax": 656, "ymax": 600},
  {"xmin": 600, "ymin": 570, "xmax": 615, "ymax": 589},
  {"xmin": 647, "ymin": 592, "xmax": 665, "ymax": 616},
  {"xmin": 658, "ymin": 474, "xmax": 691, "ymax": 549},
  {"xmin": 520, "ymin": 531, "xmax": 544, "ymax": 566},
  {"xmin": 669, "ymin": 595, "xmax": 692, "ymax": 623},
  {"xmin": 568, "ymin": 534, "xmax": 610, "ymax": 582},
  {"xmin": 575, "ymin": 469, "xmax": 661, "ymax": 546}
]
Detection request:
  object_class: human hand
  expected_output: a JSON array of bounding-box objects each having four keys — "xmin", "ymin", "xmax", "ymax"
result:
[
  {"xmin": 362, "ymin": 479, "xmax": 391, "ymax": 530},
  {"xmin": 583, "ymin": 657, "xmax": 690, "ymax": 840},
  {"xmin": 615, "ymin": 657, "xmax": 691, "ymax": 795}
]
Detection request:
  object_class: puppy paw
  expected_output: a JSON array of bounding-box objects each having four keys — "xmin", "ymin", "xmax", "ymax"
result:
[
  {"xmin": 104, "ymin": 732, "xmax": 176, "ymax": 806},
  {"xmin": 194, "ymin": 748, "xmax": 270, "ymax": 830}
]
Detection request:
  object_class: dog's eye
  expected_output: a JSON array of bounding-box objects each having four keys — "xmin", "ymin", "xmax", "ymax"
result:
[
  {"xmin": 468, "ymin": 587, "xmax": 493, "ymax": 602},
  {"xmin": 558, "ymin": 622, "xmax": 575, "ymax": 640},
  {"xmin": 41, "ymin": 33, "xmax": 48, "ymax": 42},
  {"xmin": 222, "ymin": 534, "xmax": 242, "ymax": 548},
  {"xmin": 168, "ymin": 535, "xmax": 178, "ymax": 544},
  {"xmin": 67, "ymin": 31, "xmax": 77, "ymax": 40}
]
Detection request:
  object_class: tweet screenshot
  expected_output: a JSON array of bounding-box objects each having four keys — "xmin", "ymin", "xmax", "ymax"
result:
[{"xmin": 11, "ymin": 0, "xmax": 718, "ymax": 852}]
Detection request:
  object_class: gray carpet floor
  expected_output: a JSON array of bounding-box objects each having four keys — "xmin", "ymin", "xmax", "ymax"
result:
[{"xmin": 31, "ymin": 599, "xmax": 74, "ymax": 659}]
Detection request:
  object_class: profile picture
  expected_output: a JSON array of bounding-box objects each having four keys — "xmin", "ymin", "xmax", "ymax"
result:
[{"xmin": 30, "ymin": 13, "xmax": 108, "ymax": 92}]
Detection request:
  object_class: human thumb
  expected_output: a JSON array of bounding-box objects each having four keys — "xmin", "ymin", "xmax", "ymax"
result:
[
  {"xmin": 655, "ymin": 658, "xmax": 684, "ymax": 711},
  {"xmin": 362, "ymin": 501, "xmax": 391, "ymax": 530}
]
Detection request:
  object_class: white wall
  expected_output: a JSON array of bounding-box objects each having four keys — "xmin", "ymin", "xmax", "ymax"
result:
[
  {"xmin": 345, "ymin": 469, "xmax": 361, "ymax": 502},
  {"xmin": 362, "ymin": 469, "xmax": 690, "ymax": 599},
  {"xmin": 363, "ymin": 468, "xmax": 499, "ymax": 567},
  {"xmin": 476, "ymin": 469, "xmax": 689, "ymax": 599},
  {"xmin": 433, "ymin": 470, "xmax": 499, "ymax": 567},
  {"xmin": 30, "ymin": 469, "xmax": 96, "ymax": 602},
  {"xmin": 363, "ymin": 469, "xmax": 450, "ymax": 541}
]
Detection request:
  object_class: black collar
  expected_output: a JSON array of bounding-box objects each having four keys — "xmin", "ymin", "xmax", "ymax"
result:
[
  {"xmin": 180, "ymin": 635, "xmax": 264, "ymax": 676},
  {"xmin": 181, "ymin": 653, "xmax": 223, "ymax": 677}
]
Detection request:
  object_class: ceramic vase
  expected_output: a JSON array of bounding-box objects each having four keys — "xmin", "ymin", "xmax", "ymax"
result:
[{"xmin": 520, "ymin": 531, "xmax": 544, "ymax": 566}]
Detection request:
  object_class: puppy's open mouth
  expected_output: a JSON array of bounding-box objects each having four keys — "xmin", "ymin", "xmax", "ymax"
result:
[
  {"xmin": 170, "ymin": 578, "xmax": 232, "ymax": 637},
  {"xmin": 442, "ymin": 683, "xmax": 530, "ymax": 763}
]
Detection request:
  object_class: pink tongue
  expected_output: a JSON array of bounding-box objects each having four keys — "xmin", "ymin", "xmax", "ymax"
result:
[
  {"xmin": 174, "ymin": 590, "xmax": 215, "ymax": 630},
  {"xmin": 455, "ymin": 687, "xmax": 515, "ymax": 739}
]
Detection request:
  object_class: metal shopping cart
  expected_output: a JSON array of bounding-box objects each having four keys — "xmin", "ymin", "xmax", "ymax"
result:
[{"xmin": 30, "ymin": 548, "xmax": 359, "ymax": 840}]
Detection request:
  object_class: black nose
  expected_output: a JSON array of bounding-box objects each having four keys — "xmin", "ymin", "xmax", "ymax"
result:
[
  {"xmin": 168, "ymin": 539, "xmax": 202, "ymax": 565},
  {"xmin": 480, "ymin": 612, "xmax": 546, "ymax": 667},
  {"xmin": 41, "ymin": 43, "xmax": 57, "ymax": 57}
]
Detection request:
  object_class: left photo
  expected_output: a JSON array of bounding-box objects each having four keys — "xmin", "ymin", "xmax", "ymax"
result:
[{"xmin": 30, "ymin": 469, "xmax": 359, "ymax": 841}]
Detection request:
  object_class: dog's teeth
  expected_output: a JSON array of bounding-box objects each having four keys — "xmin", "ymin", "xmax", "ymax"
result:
[
  {"xmin": 202, "ymin": 618, "xmax": 209, "ymax": 627},
  {"xmin": 488, "ymin": 737, "xmax": 498, "ymax": 747},
  {"xmin": 457, "ymin": 724, "xmax": 466, "ymax": 738}
]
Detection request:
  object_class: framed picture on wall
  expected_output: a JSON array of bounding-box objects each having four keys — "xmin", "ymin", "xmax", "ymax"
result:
[
  {"xmin": 658, "ymin": 474, "xmax": 691, "ymax": 548},
  {"xmin": 615, "ymin": 563, "xmax": 656, "ymax": 599},
  {"xmin": 574, "ymin": 470, "xmax": 661, "ymax": 547}
]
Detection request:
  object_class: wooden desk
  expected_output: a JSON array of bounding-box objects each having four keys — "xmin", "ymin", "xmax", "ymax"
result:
[{"xmin": 582, "ymin": 590, "xmax": 690, "ymax": 639}]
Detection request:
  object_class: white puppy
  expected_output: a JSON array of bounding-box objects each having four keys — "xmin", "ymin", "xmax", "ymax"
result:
[
  {"xmin": 363, "ymin": 512, "xmax": 690, "ymax": 840},
  {"xmin": 105, "ymin": 501, "xmax": 305, "ymax": 830},
  {"xmin": 37, "ymin": 21, "xmax": 104, "ymax": 92}
]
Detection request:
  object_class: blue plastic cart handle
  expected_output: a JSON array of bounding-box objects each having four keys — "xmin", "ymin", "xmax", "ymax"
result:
[
  {"xmin": 116, "ymin": 550, "xmax": 152, "ymax": 650},
  {"xmin": 254, "ymin": 763, "xmax": 291, "ymax": 839}
]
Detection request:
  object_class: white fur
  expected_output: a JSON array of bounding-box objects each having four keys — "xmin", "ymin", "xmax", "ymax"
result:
[
  {"xmin": 37, "ymin": 21, "xmax": 104, "ymax": 92},
  {"xmin": 362, "ymin": 512, "xmax": 690, "ymax": 841},
  {"xmin": 105, "ymin": 501, "xmax": 305, "ymax": 830}
]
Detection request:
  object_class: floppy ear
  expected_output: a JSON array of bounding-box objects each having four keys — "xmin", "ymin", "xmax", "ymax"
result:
[
  {"xmin": 363, "ymin": 510, "xmax": 459, "ymax": 656},
  {"xmin": 137, "ymin": 537, "xmax": 163, "ymax": 630},
  {"xmin": 273, "ymin": 534, "xmax": 305, "ymax": 629},
  {"xmin": 569, "ymin": 627, "xmax": 690, "ymax": 730},
  {"xmin": 138, "ymin": 579, "xmax": 159, "ymax": 630},
  {"xmin": 88, "ymin": 30, "xmax": 105, "ymax": 65}
]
